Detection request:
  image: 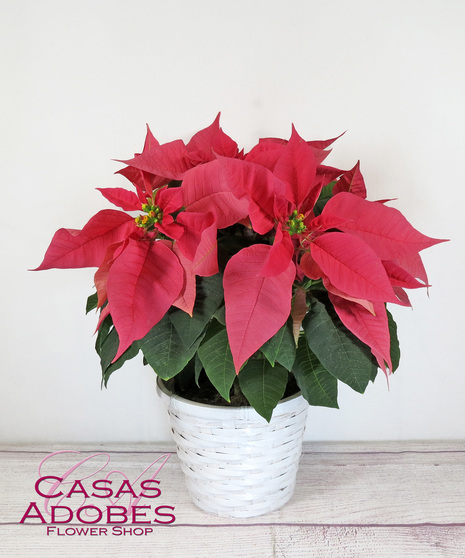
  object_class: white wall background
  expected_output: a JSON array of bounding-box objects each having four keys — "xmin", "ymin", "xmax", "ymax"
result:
[{"xmin": 1, "ymin": 0, "xmax": 463, "ymax": 443}]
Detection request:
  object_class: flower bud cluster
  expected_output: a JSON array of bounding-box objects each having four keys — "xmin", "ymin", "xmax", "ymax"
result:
[
  {"xmin": 135, "ymin": 204, "xmax": 163, "ymax": 230},
  {"xmin": 286, "ymin": 210, "xmax": 306, "ymax": 236}
]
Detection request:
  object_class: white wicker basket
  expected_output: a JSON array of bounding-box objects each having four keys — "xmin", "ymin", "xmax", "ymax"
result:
[{"xmin": 156, "ymin": 378, "xmax": 308, "ymax": 518}]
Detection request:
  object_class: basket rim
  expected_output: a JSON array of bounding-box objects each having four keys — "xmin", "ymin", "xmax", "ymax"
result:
[{"xmin": 156, "ymin": 376, "xmax": 303, "ymax": 412}]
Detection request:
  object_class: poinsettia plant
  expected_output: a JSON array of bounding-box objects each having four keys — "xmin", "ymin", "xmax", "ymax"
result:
[{"xmin": 34, "ymin": 114, "xmax": 446, "ymax": 420}]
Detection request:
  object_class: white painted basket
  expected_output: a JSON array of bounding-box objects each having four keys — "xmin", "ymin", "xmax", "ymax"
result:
[{"xmin": 156, "ymin": 378, "xmax": 308, "ymax": 518}]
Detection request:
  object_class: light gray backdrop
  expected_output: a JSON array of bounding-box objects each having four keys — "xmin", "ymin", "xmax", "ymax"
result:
[{"xmin": 1, "ymin": 0, "xmax": 461, "ymax": 443}]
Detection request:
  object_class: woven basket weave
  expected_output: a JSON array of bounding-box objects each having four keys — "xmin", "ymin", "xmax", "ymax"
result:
[{"xmin": 156, "ymin": 378, "xmax": 308, "ymax": 518}]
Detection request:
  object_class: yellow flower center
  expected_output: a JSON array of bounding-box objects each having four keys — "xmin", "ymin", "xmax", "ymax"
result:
[
  {"xmin": 286, "ymin": 210, "xmax": 306, "ymax": 235},
  {"xmin": 135, "ymin": 203, "xmax": 163, "ymax": 230}
]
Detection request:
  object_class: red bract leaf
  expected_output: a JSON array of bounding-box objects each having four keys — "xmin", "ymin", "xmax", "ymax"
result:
[
  {"xmin": 107, "ymin": 239, "xmax": 184, "ymax": 360},
  {"xmin": 273, "ymin": 126, "xmax": 317, "ymax": 208},
  {"xmin": 323, "ymin": 278, "xmax": 375, "ymax": 314},
  {"xmin": 181, "ymin": 160, "xmax": 249, "ymax": 228},
  {"xmin": 224, "ymin": 245, "xmax": 296, "ymax": 372},
  {"xmin": 395, "ymin": 252, "xmax": 429, "ymax": 284},
  {"xmin": 176, "ymin": 212, "xmax": 213, "ymax": 260},
  {"xmin": 156, "ymin": 186, "xmax": 183, "ymax": 214},
  {"xmin": 142, "ymin": 124, "xmax": 160, "ymax": 151},
  {"xmin": 116, "ymin": 124, "xmax": 164, "ymax": 199},
  {"xmin": 217, "ymin": 157, "xmax": 288, "ymax": 234},
  {"xmin": 155, "ymin": 215, "xmax": 185, "ymax": 241},
  {"xmin": 332, "ymin": 161, "xmax": 367, "ymax": 198},
  {"xmin": 94, "ymin": 240, "xmax": 128, "ymax": 308},
  {"xmin": 260, "ymin": 224, "xmax": 294, "ymax": 277},
  {"xmin": 393, "ymin": 286, "xmax": 411, "ymax": 306},
  {"xmin": 97, "ymin": 188, "xmax": 141, "ymax": 211},
  {"xmin": 249, "ymin": 131, "xmax": 344, "ymax": 167},
  {"xmin": 176, "ymin": 212, "xmax": 218, "ymax": 276},
  {"xmin": 308, "ymin": 213, "xmax": 350, "ymax": 233},
  {"xmin": 308, "ymin": 147, "xmax": 332, "ymax": 165},
  {"xmin": 244, "ymin": 139, "xmax": 285, "ymax": 170},
  {"xmin": 300, "ymin": 251, "xmax": 323, "ymax": 280},
  {"xmin": 117, "ymin": 166, "xmax": 166, "ymax": 201},
  {"xmin": 119, "ymin": 139, "xmax": 192, "ymax": 181},
  {"xmin": 311, "ymin": 232, "xmax": 400, "ymax": 304},
  {"xmin": 383, "ymin": 260, "xmax": 428, "ymax": 289},
  {"xmin": 307, "ymin": 131, "xmax": 345, "ymax": 150},
  {"xmin": 171, "ymin": 243, "xmax": 196, "ymax": 316},
  {"xmin": 323, "ymin": 192, "xmax": 448, "ymax": 259},
  {"xmin": 33, "ymin": 210, "xmax": 136, "ymax": 270},
  {"xmin": 307, "ymin": 134, "xmax": 344, "ymax": 165},
  {"xmin": 186, "ymin": 113, "xmax": 239, "ymax": 161},
  {"xmin": 191, "ymin": 222, "xmax": 218, "ymax": 277},
  {"xmin": 329, "ymin": 294, "xmax": 392, "ymax": 374},
  {"xmin": 314, "ymin": 165, "xmax": 344, "ymax": 190},
  {"xmin": 138, "ymin": 186, "xmax": 184, "ymax": 241},
  {"xmin": 116, "ymin": 166, "xmax": 145, "ymax": 202}
]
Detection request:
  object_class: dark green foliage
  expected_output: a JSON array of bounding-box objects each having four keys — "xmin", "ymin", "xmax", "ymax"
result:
[{"xmin": 91, "ymin": 276, "xmax": 399, "ymax": 421}]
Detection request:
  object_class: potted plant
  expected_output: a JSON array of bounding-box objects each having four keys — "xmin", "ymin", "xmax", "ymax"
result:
[{"xmin": 34, "ymin": 114, "xmax": 445, "ymax": 517}]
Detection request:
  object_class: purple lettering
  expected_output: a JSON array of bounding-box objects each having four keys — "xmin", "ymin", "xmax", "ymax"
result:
[
  {"xmin": 106, "ymin": 506, "xmax": 128, "ymax": 524},
  {"xmin": 114, "ymin": 480, "xmax": 138, "ymax": 499},
  {"xmin": 35, "ymin": 476, "xmax": 63, "ymax": 498},
  {"xmin": 139, "ymin": 479, "xmax": 161, "ymax": 498},
  {"xmin": 66, "ymin": 480, "xmax": 90, "ymax": 499},
  {"xmin": 91, "ymin": 479, "xmax": 113, "ymax": 498},
  {"xmin": 51, "ymin": 506, "xmax": 73, "ymax": 523},
  {"xmin": 131, "ymin": 506, "xmax": 151, "ymax": 524},
  {"xmin": 154, "ymin": 505, "xmax": 176, "ymax": 524},
  {"xmin": 76, "ymin": 505, "xmax": 103, "ymax": 524},
  {"xmin": 20, "ymin": 502, "xmax": 47, "ymax": 524}
]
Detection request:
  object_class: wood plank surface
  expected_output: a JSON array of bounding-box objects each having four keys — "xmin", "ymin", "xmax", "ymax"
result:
[{"xmin": 1, "ymin": 442, "xmax": 464, "ymax": 557}]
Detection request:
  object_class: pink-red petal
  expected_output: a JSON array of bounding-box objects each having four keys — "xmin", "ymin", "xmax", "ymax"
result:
[
  {"xmin": 329, "ymin": 294, "xmax": 392, "ymax": 374},
  {"xmin": 33, "ymin": 210, "xmax": 137, "ymax": 270},
  {"xmin": 260, "ymin": 224, "xmax": 294, "ymax": 277},
  {"xmin": 186, "ymin": 112, "xmax": 239, "ymax": 161},
  {"xmin": 273, "ymin": 125, "xmax": 317, "ymax": 208},
  {"xmin": 107, "ymin": 239, "xmax": 184, "ymax": 360},
  {"xmin": 224, "ymin": 245, "xmax": 296, "ymax": 372},
  {"xmin": 323, "ymin": 192, "xmax": 447, "ymax": 259},
  {"xmin": 311, "ymin": 232, "xmax": 400, "ymax": 304},
  {"xmin": 332, "ymin": 161, "xmax": 367, "ymax": 198},
  {"xmin": 119, "ymin": 139, "xmax": 192, "ymax": 181},
  {"xmin": 97, "ymin": 188, "xmax": 142, "ymax": 211},
  {"xmin": 181, "ymin": 160, "xmax": 249, "ymax": 228}
]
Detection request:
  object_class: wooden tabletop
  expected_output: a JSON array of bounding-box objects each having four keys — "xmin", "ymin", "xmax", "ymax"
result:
[{"xmin": 1, "ymin": 441, "xmax": 464, "ymax": 557}]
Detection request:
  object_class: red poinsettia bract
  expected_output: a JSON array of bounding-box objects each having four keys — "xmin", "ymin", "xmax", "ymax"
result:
[{"xmin": 34, "ymin": 116, "xmax": 446, "ymax": 376}]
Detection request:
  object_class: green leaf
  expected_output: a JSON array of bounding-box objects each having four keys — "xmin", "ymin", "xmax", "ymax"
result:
[
  {"xmin": 95, "ymin": 321, "xmax": 139, "ymax": 387},
  {"xmin": 98, "ymin": 326, "xmax": 119, "ymax": 373},
  {"xmin": 95, "ymin": 314, "xmax": 113, "ymax": 355},
  {"xmin": 102, "ymin": 339, "xmax": 139, "ymax": 387},
  {"xmin": 260, "ymin": 320, "xmax": 296, "ymax": 371},
  {"xmin": 171, "ymin": 358, "xmax": 197, "ymax": 391},
  {"xmin": 292, "ymin": 337, "xmax": 338, "ymax": 408},
  {"xmin": 213, "ymin": 305, "xmax": 226, "ymax": 325},
  {"xmin": 238, "ymin": 359, "xmax": 288, "ymax": 422},
  {"xmin": 168, "ymin": 308, "xmax": 203, "ymax": 349},
  {"xmin": 387, "ymin": 309, "xmax": 401, "ymax": 372},
  {"xmin": 313, "ymin": 180, "xmax": 336, "ymax": 216},
  {"xmin": 198, "ymin": 325, "xmax": 236, "ymax": 401},
  {"xmin": 194, "ymin": 354, "xmax": 203, "ymax": 387},
  {"xmin": 303, "ymin": 296, "xmax": 372, "ymax": 394},
  {"xmin": 138, "ymin": 314, "xmax": 204, "ymax": 380},
  {"xmin": 169, "ymin": 274, "xmax": 224, "ymax": 348},
  {"xmin": 86, "ymin": 292, "xmax": 98, "ymax": 314},
  {"xmin": 370, "ymin": 355, "xmax": 379, "ymax": 382}
]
